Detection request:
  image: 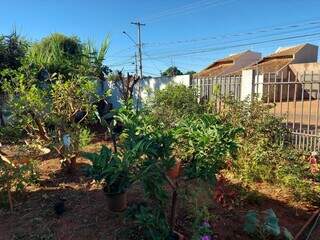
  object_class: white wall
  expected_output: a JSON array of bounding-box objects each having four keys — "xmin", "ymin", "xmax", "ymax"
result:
[
  {"xmin": 240, "ymin": 69, "xmax": 254, "ymax": 100},
  {"xmin": 139, "ymin": 75, "xmax": 191, "ymax": 102},
  {"xmin": 106, "ymin": 75, "xmax": 191, "ymax": 108}
]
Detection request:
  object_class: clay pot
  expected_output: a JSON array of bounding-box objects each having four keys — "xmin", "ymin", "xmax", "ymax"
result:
[
  {"xmin": 104, "ymin": 191, "xmax": 127, "ymax": 212},
  {"xmin": 167, "ymin": 160, "xmax": 181, "ymax": 180}
]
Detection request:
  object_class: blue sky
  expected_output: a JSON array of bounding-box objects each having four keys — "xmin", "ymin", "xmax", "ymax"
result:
[{"xmin": 1, "ymin": 0, "xmax": 320, "ymax": 76}]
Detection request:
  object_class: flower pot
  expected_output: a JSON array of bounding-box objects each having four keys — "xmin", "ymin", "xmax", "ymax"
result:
[
  {"xmin": 104, "ymin": 191, "xmax": 127, "ymax": 212},
  {"xmin": 167, "ymin": 160, "xmax": 181, "ymax": 180}
]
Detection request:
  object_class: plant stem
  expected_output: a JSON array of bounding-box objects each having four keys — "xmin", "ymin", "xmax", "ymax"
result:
[
  {"xmin": 169, "ymin": 187, "xmax": 178, "ymax": 231},
  {"xmin": 29, "ymin": 111, "xmax": 49, "ymax": 141},
  {"xmin": 7, "ymin": 187, "xmax": 13, "ymax": 213},
  {"xmin": 112, "ymin": 134, "xmax": 117, "ymax": 153}
]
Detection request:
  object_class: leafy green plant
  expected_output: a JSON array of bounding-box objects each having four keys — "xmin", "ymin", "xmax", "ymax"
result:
[
  {"xmin": 244, "ymin": 209, "xmax": 293, "ymax": 240},
  {"xmin": 124, "ymin": 203, "xmax": 170, "ymax": 240},
  {"xmin": 115, "ymin": 102, "xmax": 175, "ymax": 204},
  {"xmin": 149, "ymin": 84, "xmax": 203, "ymax": 128},
  {"xmin": 220, "ymin": 98, "xmax": 320, "ymax": 202},
  {"xmin": 191, "ymin": 206, "xmax": 214, "ymax": 240},
  {"xmin": 83, "ymin": 103, "xmax": 170, "ymax": 194},
  {"xmin": 83, "ymin": 145, "xmax": 133, "ymax": 193},
  {"xmin": 4, "ymin": 73, "xmax": 99, "ymax": 171},
  {"xmin": 2, "ymin": 33, "xmax": 111, "ymax": 171},
  {"xmin": 0, "ymin": 155, "xmax": 38, "ymax": 212},
  {"xmin": 173, "ymin": 114, "xmax": 241, "ymax": 184}
]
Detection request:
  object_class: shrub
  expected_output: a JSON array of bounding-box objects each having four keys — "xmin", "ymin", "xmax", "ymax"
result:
[
  {"xmin": 173, "ymin": 114, "xmax": 241, "ymax": 184},
  {"xmin": 4, "ymin": 73, "xmax": 99, "ymax": 170},
  {"xmin": 0, "ymin": 155, "xmax": 38, "ymax": 211},
  {"xmin": 83, "ymin": 102, "xmax": 173, "ymax": 197},
  {"xmin": 149, "ymin": 84, "xmax": 203, "ymax": 127},
  {"xmin": 221, "ymin": 98, "xmax": 320, "ymax": 202}
]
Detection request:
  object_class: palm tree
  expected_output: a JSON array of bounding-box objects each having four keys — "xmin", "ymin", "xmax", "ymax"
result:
[{"xmin": 82, "ymin": 37, "xmax": 111, "ymax": 81}]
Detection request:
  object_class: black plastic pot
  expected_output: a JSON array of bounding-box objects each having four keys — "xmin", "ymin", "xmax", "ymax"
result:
[{"xmin": 104, "ymin": 190, "xmax": 127, "ymax": 212}]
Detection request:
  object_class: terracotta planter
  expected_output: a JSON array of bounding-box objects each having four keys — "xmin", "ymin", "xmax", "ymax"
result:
[
  {"xmin": 167, "ymin": 160, "xmax": 181, "ymax": 180},
  {"xmin": 104, "ymin": 191, "xmax": 127, "ymax": 212}
]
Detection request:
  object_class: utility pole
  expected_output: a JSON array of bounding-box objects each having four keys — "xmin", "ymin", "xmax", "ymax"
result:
[
  {"xmin": 134, "ymin": 53, "xmax": 138, "ymax": 76},
  {"xmin": 131, "ymin": 21, "xmax": 145, "ymax": 79},
  {"xmin": 131, "ymin": 21, "xmax": 145, "ymax": 109}
]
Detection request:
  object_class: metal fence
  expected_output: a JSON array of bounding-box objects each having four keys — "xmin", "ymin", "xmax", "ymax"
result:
[
  {"xmin": 253, "ymin": 70, "xmax": 320, "ymax": 151},
  {"xmin": 193, "ymin": 71, "xmax": 320, "ymax": 152},
  {"xmin": 192, "ymin": 75, "xmax": 242, "ymax": 101}
]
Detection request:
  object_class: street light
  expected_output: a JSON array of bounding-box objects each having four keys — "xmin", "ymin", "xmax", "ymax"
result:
[{"xmin": 122, "ymin": 31, "xmax": 137, "ymax": 46}]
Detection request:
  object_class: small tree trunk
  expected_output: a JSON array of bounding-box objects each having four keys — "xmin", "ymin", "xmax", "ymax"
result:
[
  {"xmin": 7, "ymin": 187, "xmax": 13, "ymax": 213},
  {"xmin": 169, "ymin": 186, "xmax": 178, "ymax": 231},
  {"xmin": 0, "ymin": 93, "xmax": 5, "ymax": 126},
  {"xmin": 111, "ymin": 134, "xmax": 117, "ymax": 153},
  {"xmin": 67, "ymin": 155, "xmax": 77, "ymax": 173},
  {"xmin": 29, "ymin": 112, "xmax": 49, "ymax": 141},
  {"xmin": 0, "ymin": 111, "xmax": 5, "ymax": 126}
]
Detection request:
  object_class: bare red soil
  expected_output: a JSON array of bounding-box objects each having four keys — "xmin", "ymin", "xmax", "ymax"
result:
[{"xmin": 0, "ymin": 140, "xmax": 318, "ymax": 240}]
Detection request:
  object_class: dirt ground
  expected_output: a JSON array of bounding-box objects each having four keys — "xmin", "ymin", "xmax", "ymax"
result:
[{"xmin": 0, "ymin": 140, "xmax": 319, "ymax": 240}]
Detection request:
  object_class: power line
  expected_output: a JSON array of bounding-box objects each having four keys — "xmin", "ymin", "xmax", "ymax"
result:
[
  {"xmin": 143, "ymin": 0, "xmax": 236, "ymax": 24},
  {"xmin": 143, "ymin": 25, "xmax": 320, "ymax": 57},
  {"xmin": 107, "ymin": 46, "xmax": 135, "ymax": 58},
  {"xmin": 145, "ymin": 32, "xmax": 320, "ymax": 60},
  {"xmin": 108, "ymin": 56, "xmax": 135, "ymax": 67},
  {"xmin": 112, "ymin": 20, "xmax": 320, "ymax": 60},
  {"xmin": 144, "ymin": 19, "xmax": 320, "ymax": 46}
]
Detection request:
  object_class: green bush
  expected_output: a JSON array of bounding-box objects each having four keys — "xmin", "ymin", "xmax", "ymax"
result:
[
  {"xmin": 174, "ymin": 114, "xmax": 241, "ymax": 184},
  {"xmin": 221, "ymin": 98, "xmax": 319, "ymax": 202},
  {"xmin": 0, "ymin": 157, "xmax": 38, "ymax": 210},
  {"xmin": 149, "ymin": 84, "xmax": 203, "ymax": 127}
]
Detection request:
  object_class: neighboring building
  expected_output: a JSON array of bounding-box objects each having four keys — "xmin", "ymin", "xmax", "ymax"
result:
[
  {"xmin": 242, "ymin": 44, "xmax": 319, "ymax": 101},
  {"xmin": 289, "ymin": 62, "xmax": 320, "ymax": 99},
  {"xmin": 195, "ymin": 50, "xmax": 261, "ymax": 77},
  {"xmin": 194, "ymin": 50, "xmax": 261, "ymax": 100},
  {"xmin": 249, "ymin": 43, "xmax": 318, "ymax": 74}
]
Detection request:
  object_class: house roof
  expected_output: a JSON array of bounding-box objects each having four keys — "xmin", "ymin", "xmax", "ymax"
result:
[
  {"xmin": 267, "ymin": 44, "xmax": 305, "ymax": 58},
  {"xmin": 253, "ymin": 58, "xmax": 292, "ymax": 73},
  {"xmin": 195, "ymin": 50, "xmax": 256, "ymax": 77},
  {"xmin": 248, "ymin": 44, "xmax": 307, "ymax": 73}
]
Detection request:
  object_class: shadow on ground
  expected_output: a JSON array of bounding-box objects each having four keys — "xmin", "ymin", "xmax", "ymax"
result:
[{"xmin": 0, "ymin": 165, "xmax": 318, "ymax": 240}]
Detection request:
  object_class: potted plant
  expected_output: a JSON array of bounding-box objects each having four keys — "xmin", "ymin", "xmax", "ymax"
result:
[{"xmin": 83, "ymin": 145, "xmax": 136, "ymax": 212}]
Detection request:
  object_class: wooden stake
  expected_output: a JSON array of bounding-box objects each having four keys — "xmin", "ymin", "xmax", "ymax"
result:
[
  {"xmin": 7, "ymin": 188, "xmax": 13, "ymax": 213},
  {"xmin": 294, "ymin": 209, "xmax": 320, "ymax": 240}
]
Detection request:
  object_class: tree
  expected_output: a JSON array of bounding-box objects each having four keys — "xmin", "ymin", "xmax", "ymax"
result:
[
  {"xmin": 0, "ymin": 31, "xmax": 28, "ymax": 126},
  {"xmin": 161, "ymin": 66, "xmax": 183, "ymax": 77},
  {"xmin": 82, "ymin": 37, "xmax": 111, "ymax": 81},
  {"xmin": 109, "ymin": 71, "xmax": 140, "ymax": 103},
  {"xmin": 184, "ymin": 70, "xmax": 196, "ymax": 75},
  {"xmin": 3, "ymin": 33, "xmax": 110, "ymax": 171}
]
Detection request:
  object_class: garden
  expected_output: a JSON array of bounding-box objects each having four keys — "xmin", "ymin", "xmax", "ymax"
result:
[{"xmin": 0, "ymin": 32, "xmax": 320, "ymax": 240}]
